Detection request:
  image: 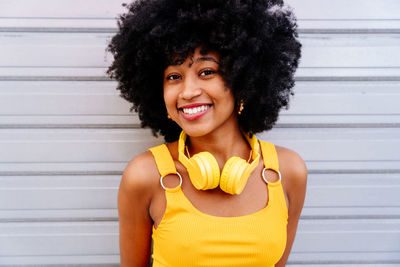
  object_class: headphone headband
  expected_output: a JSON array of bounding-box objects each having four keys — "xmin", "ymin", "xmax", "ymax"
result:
[
  {"xmin": 178, "ymin": 131, "xmax": 260, "ymax": 171},
  {"xmin": 178, "ymin": 131, "xmax": 193, "ymax": 168},
  {"xmin": 177, "ymin": 131, "xmax": 261, "ymax": 194}
]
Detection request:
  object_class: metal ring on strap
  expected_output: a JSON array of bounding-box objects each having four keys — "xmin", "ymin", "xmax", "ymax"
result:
[
  {"xmin": 160, "ymin": 171, "xmax": 183, "ymax": 190},
  {"xmin": 262, "ymin": 168, "xmax": 282, "ymax": 184}
]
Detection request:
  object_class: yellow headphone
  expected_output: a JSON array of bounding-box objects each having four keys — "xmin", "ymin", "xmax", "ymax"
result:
[{"xmin": 178, "ymin": 131, "xmax": 260, "ymax": 195}]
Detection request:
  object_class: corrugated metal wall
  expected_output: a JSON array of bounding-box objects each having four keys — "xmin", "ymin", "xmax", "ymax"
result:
[{"xmin": 0, "ymin": 0, "xmax": 399, "ymax": 266}]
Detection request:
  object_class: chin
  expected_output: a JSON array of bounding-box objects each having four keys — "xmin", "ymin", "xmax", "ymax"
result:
[
  {"xmin": 182, "ymin": 130, "xmax": 207, "ymax": 138},
  {"xmin": 180, "ymin": 126, "xmax": 211, "ymax": 138}
]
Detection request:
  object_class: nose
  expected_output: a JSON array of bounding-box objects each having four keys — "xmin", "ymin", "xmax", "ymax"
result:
[{"xmin": 179, "ymin": 75, "xmax": 202, "ymax": 100}]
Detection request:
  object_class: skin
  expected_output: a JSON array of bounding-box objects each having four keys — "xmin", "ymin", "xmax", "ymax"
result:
[{"xmin": 118, "ymin": 48, "xmax": 307, "ymax": 267}]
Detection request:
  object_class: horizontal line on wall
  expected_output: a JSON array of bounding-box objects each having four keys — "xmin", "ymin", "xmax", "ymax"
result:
[
  {"xmin": 0, "ymin": 16, "xmax": 117, "ymax": 20},
  {"xmin": 299, "ymin": 28, "xmax": 400, "ymax": 34},
  {"xmin": 0, "ymin": 66, "xmax": 108, "ymax": 69},
  {"xmin": 33, "ymin": 264, "xmax": 120, "ymax": 267},
  {"xmin": 0, "ymin": 124, "xmax": 139, "ymax": 129},
  {"xmin": 275, "ymin": 123, "xmax": 400, "ymax": 128},
  {"xmin": 0, "ymin": 261, "xmax": 119, "ymax": 267},
  {"xmin": 0, "ymin": 263, "xmax": 119, "ymax": 267},
  {"xmin": 301, "ymin": 215, "xmax": 400, "ymax": 220},
  {"xmin": 0, "ymin": 262, "xmax": 121, "ymax": 267},
  {"xmin": 0, "ymin": 76, "xmax": 112, "ymax": 81},
  {"xmin": 296, "ymin": 76, "xmax": 400, "ymax": 82},
  {"xmin": 0, "ymin": 27, "xmax": 116, "ymax": 33},
  {"xmin": 288, "ymin": 260, "xmax": 400, "ymax": 265},
  {"xmin": 0, "ymin": 217, "xmax": 118, "ymax": 223},
  {"xmin": 309, "ymin": 169, "xmax": 400, "ymax": 174},
  {"xmin": 0, "ymin": 257, "xmax": 120, "ymax": 267},
  {"xmin": 0, "ymin": 171, "xmax": 123, "ymax": 176}
]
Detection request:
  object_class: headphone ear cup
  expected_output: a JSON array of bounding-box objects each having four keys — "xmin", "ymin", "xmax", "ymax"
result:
[
  {"xmin": 219, "ymin": 157, "xmax": 247, "ymax": 195},
  {"xmin": 190, "ymin": 152, "xmax": 220, "ymax": 190},
  {"xmin": 220, "ymin": 157, "xmax": 250, "ymax": 195}
]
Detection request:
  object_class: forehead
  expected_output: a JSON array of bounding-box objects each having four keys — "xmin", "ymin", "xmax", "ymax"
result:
[{"xmin": 167, "ymin": 48, "xmax": 220, "ymax": 67}]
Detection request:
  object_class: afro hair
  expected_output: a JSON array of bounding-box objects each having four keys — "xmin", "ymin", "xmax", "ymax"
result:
[{"xmin": 107, "ymin": 0, "xmax": 301, "ymax": 142}]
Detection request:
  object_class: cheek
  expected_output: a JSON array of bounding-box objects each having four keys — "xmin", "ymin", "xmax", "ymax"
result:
[
  {"xmin": 221, "ymin": 90, "xmax": 235, "ymax": 109},
  {"xmin": 163, "ymin": 87, "xmax": 176, "ymax": 110}
]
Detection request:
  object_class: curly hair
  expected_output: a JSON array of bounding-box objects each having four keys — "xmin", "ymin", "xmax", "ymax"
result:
[{"xmin": 107, "ymin": 0, "xmax": 301, "ymax": 142}]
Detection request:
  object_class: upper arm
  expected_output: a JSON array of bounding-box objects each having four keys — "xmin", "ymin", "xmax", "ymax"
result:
[
  {"xmin": 276, "ymin": 147, "xmax": 308, "ymax": 266},
  {"xmin": 118, "ymin": 152, "xmax": 158, "ymax": 267},
  {"xmin": 283, "ymin": 150, "xmax": 308, "ymax": 217}
]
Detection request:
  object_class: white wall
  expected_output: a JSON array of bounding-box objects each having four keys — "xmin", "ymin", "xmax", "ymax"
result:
[{"xmin": 0, "ymin": 0, "xmax": 399, "ymax": 265}]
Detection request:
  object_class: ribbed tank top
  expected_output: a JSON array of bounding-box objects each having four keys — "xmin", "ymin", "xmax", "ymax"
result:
[{"xmin": 149, "ymin": 140, "xmax": 288, "ymax": 267}]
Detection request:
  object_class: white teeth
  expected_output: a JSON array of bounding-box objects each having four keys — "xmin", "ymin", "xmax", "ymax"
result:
[{"xmin": 182, "ymin": 105, "xmax": 209, "ymax": 115}]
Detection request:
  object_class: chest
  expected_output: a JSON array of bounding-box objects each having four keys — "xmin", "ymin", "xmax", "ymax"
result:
[
  {"xmin": 151, "ymin": 180, "xmax": 288, "ymax": 267},
  {"xmin": 153, "ymin": 212, "xmax": 287, "ymax": 267}
]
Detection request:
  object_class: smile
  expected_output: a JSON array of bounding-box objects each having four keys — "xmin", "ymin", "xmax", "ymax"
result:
[{"xmin": 178, "ymin": 104, "xmax": 212, "ymax": 121}]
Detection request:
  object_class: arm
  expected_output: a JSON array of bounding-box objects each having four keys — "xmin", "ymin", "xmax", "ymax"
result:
[
  {"xmin": 275, "ymin": 149, "xmax": 308, "ymax": 267},
  {"xmin": 118, "ymin": 153, "xmax": 156, "ymax": 267}
]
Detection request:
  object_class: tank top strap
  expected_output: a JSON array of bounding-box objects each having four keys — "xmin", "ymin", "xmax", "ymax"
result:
[
  {"xmin": 259, "ymin": 140, "xmax": 279, "ymax": 172},
  {"xmin": 149, "ymin": 145, "xmax": 190, "ymax": 228},
  {"xmin": 259, "ymin": 140, "xmax": 287, "ymax": 215},
  {"xmin": 148, "ymin": 144, "xmax": 177, "ymax": 177}
]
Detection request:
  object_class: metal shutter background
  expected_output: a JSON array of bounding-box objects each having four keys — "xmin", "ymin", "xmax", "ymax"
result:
[{"xmin": 0, "ymin": 0, "xmax": 399, "ymax": 265}]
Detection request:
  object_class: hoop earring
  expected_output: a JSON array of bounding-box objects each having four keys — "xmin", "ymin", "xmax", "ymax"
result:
[{"xmin": 238, "ymin": 101, "xmax": 244, "ymax": 115}]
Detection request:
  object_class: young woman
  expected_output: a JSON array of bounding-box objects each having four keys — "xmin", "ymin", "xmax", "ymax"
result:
[{"xmin": 108, "ymin": 0, "xmax": 306, "ymax": 266}]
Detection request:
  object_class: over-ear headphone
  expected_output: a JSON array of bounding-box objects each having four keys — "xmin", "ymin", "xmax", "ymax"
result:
[{"xmin": 178, "ymin": 131, "xmax": 260, "ymax": 195}]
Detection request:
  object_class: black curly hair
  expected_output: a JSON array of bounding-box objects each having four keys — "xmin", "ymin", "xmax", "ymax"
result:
[{"xmin": 107, "ymin": 0, "xmax": 301, "ymax": 142}]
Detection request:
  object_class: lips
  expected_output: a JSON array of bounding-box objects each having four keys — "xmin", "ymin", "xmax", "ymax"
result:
[{"xmin": 178, "ymin": 103, "xmax": 212, "ymax": 121}]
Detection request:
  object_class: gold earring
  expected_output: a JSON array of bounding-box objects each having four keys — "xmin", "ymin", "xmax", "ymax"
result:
[
  {"xmin": 167, "ymin": 114, "xmax": 172, "ymax": 119},
  {"xmin": 238, "ymin": 101, "xmax": 244, "ymax": 115}
]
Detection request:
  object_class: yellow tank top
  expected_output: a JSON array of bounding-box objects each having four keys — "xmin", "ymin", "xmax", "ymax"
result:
[{"xmin": 149, "ymin": 140, "xmax": 288, "ymax": 267}]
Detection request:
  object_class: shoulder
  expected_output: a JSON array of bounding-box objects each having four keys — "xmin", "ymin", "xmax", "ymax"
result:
[
  {"xmin": 119, "ymin": 150, "xmax": 160, "ymax": 200},
  {"xmin": 275, "ymin": 145, "xmax": 307, "ymax": 183},
  {"xmin": 275, "ymin": 145, "xmax": 308, "ymax": 207}
]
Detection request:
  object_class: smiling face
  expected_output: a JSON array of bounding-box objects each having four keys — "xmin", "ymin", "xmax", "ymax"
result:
[{"xmin": 163, "ymin": 48, "xmax": 237, "ymax": 138}]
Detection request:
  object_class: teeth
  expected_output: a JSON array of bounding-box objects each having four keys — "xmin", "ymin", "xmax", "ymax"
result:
[{"xmin": 182, "ymin": 105, "xmax": 209, "ymax": 115}]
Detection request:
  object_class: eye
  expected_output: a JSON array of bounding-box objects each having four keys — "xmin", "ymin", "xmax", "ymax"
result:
[
  {"xmin": 166, "ymin": 74, "xmax": 182, "ymax": 80},
  {"xmin": 199, "ymin": 69, "xmax": 216, "ymax": 77}
]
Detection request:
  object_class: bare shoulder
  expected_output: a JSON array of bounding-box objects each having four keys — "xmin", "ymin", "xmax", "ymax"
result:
[
  {"xmin": 275, "ymin": 146, "xmax": 308, "ymax": 207},
  {"xmin": 119, "ymin": 150, "xmax": 160, "ymax": 198},
  {"xmin": 275, "ymin": 146, "xmax": 307, "ymax": 184}
]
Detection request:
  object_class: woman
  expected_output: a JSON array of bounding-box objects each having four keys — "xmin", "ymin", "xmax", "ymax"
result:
[{"xmin": 108, "ymin": 0, "xmax": 307, "ymax": 266}]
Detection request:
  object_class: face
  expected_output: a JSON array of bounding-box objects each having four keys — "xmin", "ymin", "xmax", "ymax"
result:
[{"xmin": 163, "ymin": 48, "xmax": 237, "ymax": 138}]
